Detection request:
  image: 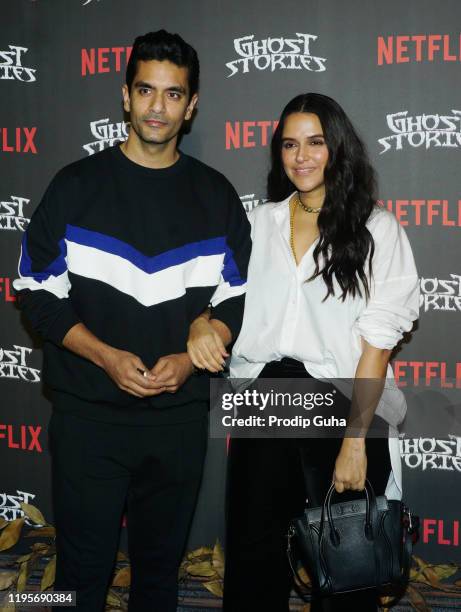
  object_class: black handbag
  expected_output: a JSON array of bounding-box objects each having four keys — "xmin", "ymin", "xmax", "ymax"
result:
[{"xmin": 287, "ymin": 480, "xmax": 416, "ymax": 596}]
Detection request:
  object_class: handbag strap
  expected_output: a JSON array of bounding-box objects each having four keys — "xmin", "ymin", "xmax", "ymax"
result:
[
  {"xmin": 319, "ymin": 479, "xmax": 377, "ymax": 545},
  {"xmin": 400, "ymin": 506, "xmax": 414, "ymax": 583},
  {"xmin": 286, "ymin": 525, "xmax": 311, "ymax": 599}
]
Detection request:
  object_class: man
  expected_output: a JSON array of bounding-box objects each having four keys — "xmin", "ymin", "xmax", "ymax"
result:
[{"xmin": 14, "ymin": 30, "xmax": 251, "ymax": 611}]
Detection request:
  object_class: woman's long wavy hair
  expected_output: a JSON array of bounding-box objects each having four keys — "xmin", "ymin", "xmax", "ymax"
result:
[{"xmin": 267, "ymin": 93, "xmax": 377, "ymax": 301}]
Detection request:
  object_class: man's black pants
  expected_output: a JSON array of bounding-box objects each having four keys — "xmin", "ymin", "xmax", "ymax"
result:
[{"xmin": 49, "ymin": 407, "xmax": 208, "ymax": 612}]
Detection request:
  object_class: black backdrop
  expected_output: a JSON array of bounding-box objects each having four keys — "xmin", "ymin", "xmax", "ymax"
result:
[{"xmin": 1, "ymin": 0, "xmax": 461, "ymax": 564}]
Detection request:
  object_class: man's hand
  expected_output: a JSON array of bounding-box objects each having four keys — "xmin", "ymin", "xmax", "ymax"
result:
[
  {"xmin": 333, "ymin": 438, "xmax": 367, "ymax": 493},
  {"xmin": 62, "ymin": 323, "xmax": 165, "ymax": 398},
  {"xmin": 149, "ymin": 353, "xmax": 194, "ymax": 393},
  {"xmin": 187, "ymin": 317, "xmax": 229, "ymax": 373},
  {"xmin": 101, "ymin": 347, "xmax": 166, "ymax": 398}
]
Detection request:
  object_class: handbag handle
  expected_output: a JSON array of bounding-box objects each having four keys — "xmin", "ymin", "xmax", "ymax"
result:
[{"xmin": 319, "ymin": 479, "xmax": 377, "ymax": 546}]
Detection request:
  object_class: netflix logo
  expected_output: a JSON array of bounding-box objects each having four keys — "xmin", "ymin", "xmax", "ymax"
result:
[
  {"xmin": 0, "ymin": 278, "xmax": 16, "ymax": 302},
  {"xmin": 0, "ymin": 424, "xmax": 42, "ymax": 453},
  {"xmin": 422, "ymin": 518, "xmax": 460, "ymax": 547},
  {"xmin": 393, "ymin": 360, "xmax": 461, "ymax": 388},
  {"xmin": 226, "ymin": 120, "xmax": 278, "ymax": 150},
  {"xmin": 378, "ymin": 34, "xmax": 461, "ymax": 66},
  {"xmin": 0, "ymin": 127, "xmax": 37, "ymax": 154},
  {"xmin": 81, "ymin": 46, "xmax": 132, "ymax": 76},
  {"xmin": 380, "ymin": 199, "xmax": 461, "ymax": 227}
]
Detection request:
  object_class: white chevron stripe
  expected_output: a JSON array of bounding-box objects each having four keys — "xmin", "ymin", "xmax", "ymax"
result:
[
  {"xmin": 13, "ymin": 245, "xmax": 71, "ymax": 298},
  {"xmin": 210, "ymin": 278, "xmax": 247, "ymax": 306},
  {"xmin": 66, "ymin": 241, "xmax": 228, "ymax": 306}
]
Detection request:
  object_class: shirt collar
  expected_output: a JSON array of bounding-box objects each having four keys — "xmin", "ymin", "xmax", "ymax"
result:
[{"xmin": 272, "ymin": 192, "xmax": 295, "ymax": 229}]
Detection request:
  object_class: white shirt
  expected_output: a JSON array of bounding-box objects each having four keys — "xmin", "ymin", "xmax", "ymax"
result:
[{"xmin": 230, "ymin": 194, "xmax": 420, "ymax": 498}]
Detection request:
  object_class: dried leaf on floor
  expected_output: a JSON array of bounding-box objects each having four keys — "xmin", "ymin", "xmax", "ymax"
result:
[
  {"xmin": 411, "ymin": 559, "xmax": 459, "ymax": 591},
  {"xmin": 187, "ymin": 546, "xmax": 213, "ymax": 560},
  {"xmin": 17, "ymin": 561, "xmax": 30, "ymax": 592},
  {"xmin": 430, "ymin": 563, "xmax": 459, "ymax": 582},
  {"xmin": 0, "ymin": 519, "xmax": 25, "ymax": 552},
  {"xmin": 106, "ymin": 589, "xmax": 123, "ymax": 608},
  {"xmin": 112, "ymin": 566, "xmax": 131, "ymax": 587},
  {"xmin": 407, "ymin": 584, "xmax": 430, "ymax": 612},
  {"xmin": 380, "ymin": 594, "xmax": 394, "ymax": 612},
  {"xmin": 295, "ymin": 566, "xmax": 311, "ymax": 587},
  {"xmin": 212, "ymin": 540, "xmax": 225, "ymax": 578},
  {"xmin": 203, "ymin": 579, "xmax": 223, "ymax": 598},
  {"xmin": 40, "ymin": 555, "xmax": 56, "ymax": 591},
  {"xmin": 20, "ymin": 504, "xmax": 46, "ymax": 526},
  {"xmin": 0, "ymin": 572, "xmax": 17, "ymax": 590},
  {"xmin": 185, "ymin": 561, "xmax": 217, "ymax": 578}
]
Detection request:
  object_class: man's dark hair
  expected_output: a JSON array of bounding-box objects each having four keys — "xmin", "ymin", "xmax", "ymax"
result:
[{"xmin": 126, "ymin": 29, "xmax": 199, "ymax": 98}]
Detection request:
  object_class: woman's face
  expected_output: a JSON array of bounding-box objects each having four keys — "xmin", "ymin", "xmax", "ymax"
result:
[{"xmin": 281, "ymin": 112, "xmax": 329, "ymax": 198}]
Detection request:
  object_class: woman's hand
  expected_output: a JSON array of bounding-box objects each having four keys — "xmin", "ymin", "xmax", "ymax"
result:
[
  {"xmin": 333, "ymin": 438, "xmax": 367, "ymax": 493},
  {"xmin": 187, "ymin": 316, "xmax": 229, "ymax": 373}
]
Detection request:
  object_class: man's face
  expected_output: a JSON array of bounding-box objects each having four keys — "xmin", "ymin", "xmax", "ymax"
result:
[{"xmin": 122, "ymin": 59, "xmax": 198, "ymax": 147}]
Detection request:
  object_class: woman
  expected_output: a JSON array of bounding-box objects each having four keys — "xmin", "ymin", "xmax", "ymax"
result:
[{"xmin": 188, "ymin": 93, "xmax": 419, "ymax": 611}]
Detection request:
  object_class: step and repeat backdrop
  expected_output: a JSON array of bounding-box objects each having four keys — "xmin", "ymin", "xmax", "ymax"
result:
[{"xmin": 1, "ymin": 0, "xmax": 460, "ymax": 565}]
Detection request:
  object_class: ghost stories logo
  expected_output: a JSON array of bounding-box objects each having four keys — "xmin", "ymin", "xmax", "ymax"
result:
[
  {"xmin": 0, "ymin": 491, "xmax": 38, "ymax": 521},
  {"xmin": 0, "ymin": 46, "xmax": 36, "ymax": 82},
  {"xmin": 0, "ymin": 196, "xmax": 30, "ymax": 231},
  {"xmin": 400, "ymin": 434, "xmax": 461, "ymax": 471},
  {"xmin": 378, "ymin": 110, "xmax": 461, "ymax": 153},
  {"xmin": 420, "ymin": 275, "xmax": 461, "ymax": 312},
  {"xmin": 0, "ymin": 346, "xmax": 41, "ymax": 383},
  {"xmin": 240, "ymin": 194, "xmax": 268, "ymax": 214},
  {"xmin": 226, "ymin": 33, "xmax": 326, "ymax": 77},
  {"xmin": 83, "ymin": 118, "xmax": 129, "ymax": 155}
]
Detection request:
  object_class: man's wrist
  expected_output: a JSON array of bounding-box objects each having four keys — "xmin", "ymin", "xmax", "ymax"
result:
[
  {"xmin": 177, "ymin": 352, "xmax": 195, "ymax": 376},
  {"xmin": 94, "ymin": 343, "xmax": 116, "ymax": 370}
]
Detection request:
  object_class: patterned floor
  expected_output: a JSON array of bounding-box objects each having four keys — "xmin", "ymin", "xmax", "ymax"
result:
[{"xmin": 1, "ymin": 554, "xmax": 460, "ymax": 611}]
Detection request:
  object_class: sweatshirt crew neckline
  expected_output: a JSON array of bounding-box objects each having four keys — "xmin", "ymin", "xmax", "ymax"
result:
[{"xmin": 110, "ymin": 143, "xmax": 187, "ymax": 178}]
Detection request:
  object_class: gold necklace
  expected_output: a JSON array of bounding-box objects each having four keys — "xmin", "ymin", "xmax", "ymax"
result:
[
  {"xmin": 297, "ymin": 191, "xmax": 322, "ymax": 213},
  {"xmin": 289, "ymin": 196, "xmax": 297, "ymax": 264}
]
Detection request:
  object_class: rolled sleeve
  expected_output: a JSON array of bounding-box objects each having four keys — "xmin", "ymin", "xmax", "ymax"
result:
[{"xmin": 355, "ymin": 210, "xmax": 419, "ymax": 350}]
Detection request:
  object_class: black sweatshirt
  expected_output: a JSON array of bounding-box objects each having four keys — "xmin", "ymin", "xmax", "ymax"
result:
[{"xmin": 14, "ymin": 145, "xmax": 251, "ymax": 424}]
